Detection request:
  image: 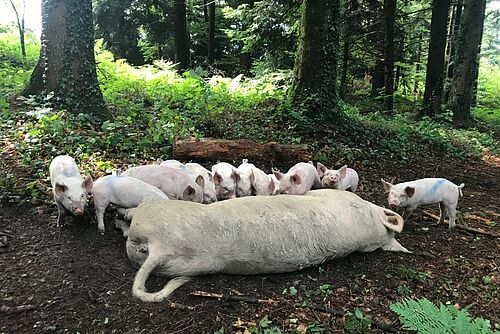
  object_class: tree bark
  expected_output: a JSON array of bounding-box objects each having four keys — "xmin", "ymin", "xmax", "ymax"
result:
[
  {"xmin": 421, "ymin": 0, "xmax": 450, "ymax": 118},
  {"xmin": 290, "ymin": 0, "xmax": 341, "ymax": 122},
  {"xmin": 9, "ymin": 0, "xmax": 26, "ymax": 59},
  {"xmin": 174, "ymin": 0, "xmax": 190, "ymax": 72},
  {"xmin": 207, "ymin": 0, "xmax": 216, "ymax": 65},
  {"xmin": 23, "ymin": 0, "xmax": 107, "ymax": 118},
  {"xmin": 447, "ymin": 0, "xmax": 486, "ymax": 124},
  {"xmin": 384, "ymin": 0, "xmax": 397, "ymax": 112},
  {"xmin": 414, "ymin": 32, "xmax": 423, "ymax": 99},
  {"xmin": 444, "ymin": 0, "xmax": 463, "ymax": 102}
]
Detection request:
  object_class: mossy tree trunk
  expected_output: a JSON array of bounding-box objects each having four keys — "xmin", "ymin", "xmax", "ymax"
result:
[
  {"xmin": 290, "ymin": 0, "xmax": 341, "ymax": 122},
  {"xmin": 447, "ymin": 0, "xmax": 486, "ymax": 124},
  {"xmin": 174, "ymin": 0, "xmax": 190, "ymax": 72},
  {"xmin": 23, "ymin": 0, "xmax": 107, "ymax": 118}
]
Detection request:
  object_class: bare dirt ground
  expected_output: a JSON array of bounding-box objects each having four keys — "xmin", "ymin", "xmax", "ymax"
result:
[{"xmin": 1, "ymin": 155, "xmax": 499, "ymax": 333}]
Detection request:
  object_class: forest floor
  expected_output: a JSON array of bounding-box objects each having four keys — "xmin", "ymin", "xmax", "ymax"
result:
[{"xmin": 1, "ymin": 149, "xmax": 499, "ymax": 333}]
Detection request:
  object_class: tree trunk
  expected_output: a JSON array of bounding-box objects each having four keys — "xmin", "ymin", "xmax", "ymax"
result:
[
  {"xmin": 9, "ymin": 0, "xmax": 26, "ymax": 59},
  {"xmin": 448, "ymin": 0, "xmax": 486, "ymax": 124},
  {"xmin": 444, "ymin": 0, "xmax": 463, "ymax": 102},
  {"xmin": 370, "ymin": 60, "xmax": 384, "ymax": 98},
  {"xmin": 23, "ymin": 0, "xmax": 107, "ymax": 118},
  {"xmin": 239, "ymin": 0, "xmax": 254, "ymax": 74},
  {"xmin": 174, "ymin": 0, "xmax": 190, "ymax": 72},
  {"xmin": 207, "ymin": 0, "xmax": 216, "ymax": 65},
  {"xmin": 421, "ymin": 0, "xmax": 450, "ymax": 118},
  {"xmin": 339, "ymin": 36, "xmax": 349, "ymax": 98},
  {"xmin": 414, "ymin": 32, "xmax": 423, "ymax": 99},
  {"xmin": 384, "ymin": 0, "xmax": 397, "ymax": 112},
  {"xmin": 291, "ymin": 0, "xmax": 341, "ymax": 122}
]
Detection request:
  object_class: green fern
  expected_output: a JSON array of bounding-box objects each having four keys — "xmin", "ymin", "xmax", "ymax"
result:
[{"xmin": 390, "ymin": 298, "xmax": 498, "ymax": 334}]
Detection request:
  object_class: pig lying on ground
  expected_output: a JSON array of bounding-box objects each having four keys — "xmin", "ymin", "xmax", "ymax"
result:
[
  {"xmin": 123, "ymin": 189, "xmax": 409, "ymax": 302},
  {"xmin": 49, "ymin": 155, "xmax": 93, "ymax": 227},
  {"xmin": 317, "ymin": 163, "xmax": 359, "ymax": 192},
  {"xmin": 160, "ymin": 160, "xmax": 217, "ymax": 204},
  {"xmin": 92, "ymin": 175, "xmax": 169, "ymax": 235},
  {"xmin": 381, "ymin": 178, "xmax": 465, "ymax": 229},
  {"xmin": 273, "ymin": 162, "xmax": 321, "ymax": 195},
  {"xmin": 212, "ymin": 162, "xmax": 240, "ymax": 200},
  {"xmin": 122, "ymin": 165, "xmax": 204, "ymax": 203},
  {"xmin": 238, "ymin": 159, "xmax": 275, "ymax": 196}
]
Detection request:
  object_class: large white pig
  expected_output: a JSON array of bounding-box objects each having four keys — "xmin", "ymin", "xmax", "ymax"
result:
[
  {"xmin": 273, "ymin": 162, "xmax": 321, "ymax": 195},
  {"xmin": 317, "ymin": 163, "xmax": 359, "ymax": 192},
  {"xmin": 123, "ymin": 189, "xmax": 409, "ymax": 302},
  {"xmin": 238, "ymin": 159, "xmax": 275, "ymax": 196},
  {"xmin": 92, "ymin": 175, "xmax": 169, "ymax": 234},
  {"xmin": 381, "ymin": 178, "xmax": 465, "ymax": 229},
  {"xmin": 211, "ymin": 162, "xmax": 240, "ymax": 200},
  {"xmin": 122, "ymin": 165, "xmax": 204, "ymax": 203},
  {"xmin": 49, "ymin": 155, "xmax": 93, "ymax": 227}
]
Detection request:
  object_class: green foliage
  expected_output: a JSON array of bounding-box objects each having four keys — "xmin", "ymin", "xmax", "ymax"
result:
[
  {"xmin": 395, "ymin": 266, "xmax": 427, "ymax": 283},
  {"xmin": 477, "ymin": 61, "xmax": 500, "ymax": 110},
  {"xmin": 344, "ymin": 308, "xmax": 372, "ymax": 333},
  {"xmin": 390, "ymin": 298, "xmax": 498, "ymax": 334},
  {"xmin": 247, "ymin": 316, "xmax": 282, "ymax": 334}
]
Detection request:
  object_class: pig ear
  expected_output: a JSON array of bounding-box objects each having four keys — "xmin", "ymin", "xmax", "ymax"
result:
[
  {"xmin": 207, "ymin": 172, "xmax": 213, "ymax": 183},
  {"xmin": 339, "ymin": 165, "xmax": 347, "ymax": 179},
  {"xmin": 242, "ymin": 158, "xmax": 248, "ymax": 164},
  {"xmin": 381, "ymin": 178, "xmax": 392, "ymax": 192},
  {"xmin": 404, "ymin": 186, "xmax": 415, "ymax": 198},
  {"xmin": 231, "ymin": 170, "xmax": 241, "ymax": 183},
  {"xmin": 268, "ymin": 178, "xmax": 275, "ymax": 192},
  {"xmin": 83, "ymin": 174, "xmax": 93, "ymax": 193},
  {"xmin": 308, "ymin": 161, "xmax": 314, "ymax": 166},
  {"xmin": 213, "ymin": 172, "xmax": 222, "ymax": 186},
  {"xmin": 249, "ymin": 171, "xmax": 255, "ymax": 185},
  {"xmin": 317, "ymin": 163, "xmax": 327, "ymax": 178},
  {"xmin": 273, "ymin": 170, "xmax": 284, "ymax": 180},
  {"xmin": 290, "ymin": 173, "xmax": 302, "ymax": 185},
  {"xmin": 55, "ymin": 183, "xmax": 67, "ymax": 197},
  {"xmin": 182, "ymin": 185, "xmax": 196, "ymax": 200},
  {"xmin": 195, "ymin": 175, "xmax": 204, "ymax": 188}
]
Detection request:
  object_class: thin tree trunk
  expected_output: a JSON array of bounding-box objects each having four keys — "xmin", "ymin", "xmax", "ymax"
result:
[
  {"xmin": 444, "ymin": 0, "xmax": 463, "ymax": 102},
  {"xmin": 207, "ymin": 0, "xmax": 215, "ymax": 65},
  {"xmin": 384, "ymin": 0, "xmax": 397, "ymax": 112},
  {"xmin": 421, "ymin": 0, "xmax": 450, "ymax": 118},
  {"xmin": 414, "ymin": 32, "xmax": 423, "ymax": 99},
  {"xmin": 447, "ymin": 0, "xmax": 486, "ymax": 124},
  {"xmin": 339, "ymin": 36, "xmax": 349, "ymax": 98},
  {"xmin": 9, "ymin": 0, "xmax": 26, "ymax": 59},
  {"xmin": 23, "ymin": 0, "xmax": 107, "ymax": 118},
  {"xmin": 239, "ymin": 0, "xmax": 254, "ymax": 73},
  {"xmin": 174, "ymin": 0, "xmax": 190, "ymax": 71}
]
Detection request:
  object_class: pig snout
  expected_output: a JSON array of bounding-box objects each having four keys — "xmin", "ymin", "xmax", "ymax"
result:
[{"xmin": 73, "ymin": 207, "xmax": 84, "ymax": 215}]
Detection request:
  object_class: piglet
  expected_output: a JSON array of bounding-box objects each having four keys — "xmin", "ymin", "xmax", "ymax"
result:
[
  {"xmin": 268, "ymin": 173, "xmax": 281, "ymax": 195},
  {"xmin": 92, "ymin": 175, "xmax": 169, "ymax": 235},
  {"xmin": 185, "ymin": 163, "xmax": 218, "ymax": 203},
  {"xmin": 212, "ymin": 162, "xmax": 241, "ymax": 200},
  {"xmin": 273, "ymin": 162, "xmax": 320, "ymax": 195},
  {"xmin": 122, "ymin": 165, "xmax": 204, "ymax": 203},
  {"xmin": 238, "ymin": 159, "xmax": 275, "ymax": 196},
  {"xmin": 317, "ymin": 163, "xmax": 359, "ymax": 192},
  {"xmin": 49, "ymin": 155, "xmax": 93, "ymax": 227},
  {"xmin": 381, "ymin": 178, "xmax": 465, "ymax": 229}
]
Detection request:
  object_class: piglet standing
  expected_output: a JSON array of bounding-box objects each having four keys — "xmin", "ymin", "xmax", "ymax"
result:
[
  {"xmin": 273, "ymin": 162, "xmax": 321, "ymax": 195},
  {"xmin": 92, "ymin": 175, "xmax": 169, "ymax": 235},
  {"xmin": 317, "ymin": 163, "xmax": 359, "ymax": 192},
  {"xmin": 381, "ymin": 178, "xmax": 465, "ymax": 229},
  {"xmin": 237, "ymin": 159, "xmax": 276, "ymax": 196},
  {"xmin": 49, "ymin": 155, "xmax": 93, "ymax": 227},
  {"xmin": 212, "ymin": 162, "xmax": 240, "ymax": 200}
]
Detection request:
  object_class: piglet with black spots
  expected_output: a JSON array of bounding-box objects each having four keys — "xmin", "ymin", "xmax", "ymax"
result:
[{"xmin": 381, "ymin": 178, "xmax": 465, "ymax": 229}]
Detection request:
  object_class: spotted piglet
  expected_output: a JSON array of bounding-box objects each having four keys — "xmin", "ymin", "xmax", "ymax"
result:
[{"xmin": 381, "ymin": 178, "xmax": 465, "ymax": 229}]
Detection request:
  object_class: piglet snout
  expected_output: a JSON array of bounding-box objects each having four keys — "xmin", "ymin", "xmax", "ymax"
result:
[{"xmin": 73, "ymin": 208, "xmax": 84, "ymax": 215}]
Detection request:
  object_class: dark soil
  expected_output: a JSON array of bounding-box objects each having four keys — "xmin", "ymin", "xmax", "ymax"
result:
[{"xmin": 1, "ymin": 155, "xmax": 499, "ymax": 334}]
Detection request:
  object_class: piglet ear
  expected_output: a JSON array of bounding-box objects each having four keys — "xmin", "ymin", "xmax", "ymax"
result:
[
  {"xmin": 339, "ymin": 165, "xmax": 347, "ymax": 179},
  {"xmin": 207, "ymin": 172, "xmax": 213, "ymax": 183},
  {"xmin": 404, "ymin": 186, "xmax": 415, "ymax": 198},
  {"xmin": 182, "ymin": 185, "xmax": 196, "ymax": 200},
  {"xmin": 381, "ymin": 178, "xmax": 392, "ymax": 192},
  {"xmin": 317, "ymin": 163, "xmax": 327, "ymax": 178},
  {"xmin": 273, "ymin": 169, "xmax": 284, "ymax": 180},
  {"xmin": 55, "ymin": 183, "xmax": 67, "ymax": 197},
  {"xmin": 231, "ymin": 170, "xmax": 241, "ymax": 183},
  {"xmin": 83, "ymin": 174, "xmax": 93, "ymax": 193},
  {"xmin": 213, "ymin": 172, "xmax": 222, "ymax": 186},
  {"xmin": 268, "ymin": 178, "xmax": 275, "ymax": 192},
  {"xmin": 249, "ymin": 171, "xmax": 255, "ymax": 185},
  {"xmin": 290, "ymin": 173, "xmax": 302, "ymax": 185},
  {"xmin": 195, "ymin": 175, "xmax": 205, "ymax": 188}
]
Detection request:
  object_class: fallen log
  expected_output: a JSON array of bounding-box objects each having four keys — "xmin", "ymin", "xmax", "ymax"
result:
[
  {"xmin": 172, "ymin": 137, "xmax": 311, "ymax": 166},
  {"xmin": 422, "ymin": 211, "xmax": 500, "ymax": 238}
]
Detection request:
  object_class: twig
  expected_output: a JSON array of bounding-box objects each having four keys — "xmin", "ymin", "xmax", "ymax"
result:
[
  {"xmin": 190, "ymin": 290, "xmax": 276, "ymax": 304},
  {"xmin": 422, "ymin": 211, "xmax": 499, "ymax": 238},
  {"xmin": 0, "ymin": 230, "xmax": 13, "ymax": 237},
  {"xmin": 0, "ymin": 304, "xmax": 36, "ymax": 314}
]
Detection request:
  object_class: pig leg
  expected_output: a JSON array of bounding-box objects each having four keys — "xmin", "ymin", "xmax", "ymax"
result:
[
  {"xmin": 445, "ymin": 203, "xmax": 457, "ymax": 229},
  {"xmin": 437, "ymin": 202, "xmax": 446, "ymax": 225},
  {"xmin": 114, "ymin": 219, "xmax": 130, "ymax": 238},
  {"xmin": 132, "ymin": 251, "xmax": 190, "ymax": 302},
  {"xmin": 55, "ymin": 202, "xmax": 66, "ymax": 227},
  {"xmin": 93, "ymin": 201, "xmax": 108, "ymax": 235}
]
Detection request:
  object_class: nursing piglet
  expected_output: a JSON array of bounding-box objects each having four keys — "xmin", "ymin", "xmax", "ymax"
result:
[
  {"xmin": 185, "ymin": 163, "xmax": 218, "ymax": 203},
  {"xmin": 317, "ymin": 163, "xmax": 359, "ymax": 192},
  {"xmin": 238, "ymin": 159, "xmax": 275, "ymax": 196},
  {"xmin": 122, "ymin": 165, "xmax": 204, "ymax": 203},
  {"xmin": 273, "ymin": 162, "xmax": 320, "ymax": 195},
  {"xmin": 212, "ymin": 162, "xmax": 240, "ymax": 200},
  {"xmin": 49, "ymin": 155, "xmax": 93, "ymax": 227},
  {"xmin": 92, "ymin": 175, "xmax": 169, "ymax": 234},
  {"xmin": 381, "ymin": 178, "xmax": 465, "ymax": 229}
]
